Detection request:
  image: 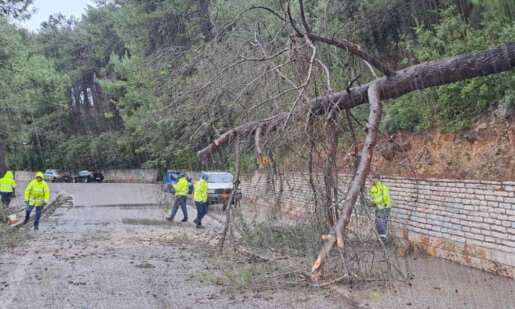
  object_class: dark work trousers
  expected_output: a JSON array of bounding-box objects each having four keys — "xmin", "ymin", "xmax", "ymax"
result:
[
  {"xmin": 194, "ymin": 201, "xmax": 208, "ymax": 225},
  {"xmin": 376, "ymin": 208, "xmax": 391, "ymax": 237},
  {"xmin": 26, "ymin": 205, "xmax": 44, "ymax": 227},
  {"xmin": 171, "ymin": 195, "xmax": 188, "ymax": 220},
  {"xmin": 1, "ymin": 192, "xmax": 12, "ymax": 206}
]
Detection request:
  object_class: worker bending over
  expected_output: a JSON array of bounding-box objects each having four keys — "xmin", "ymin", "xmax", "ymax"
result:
[{"xmin": 167, "ymin": 173, "xmax": 189, "ymax": 222}]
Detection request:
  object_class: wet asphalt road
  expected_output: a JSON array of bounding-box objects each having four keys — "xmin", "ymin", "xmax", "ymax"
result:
[
  {"xmin": 0, "ymin": 183, "xmax": 348, "ymax": 309},
  {"xmin": 0, "ymin": 183, "xmax": 514, "ymax": 309}
]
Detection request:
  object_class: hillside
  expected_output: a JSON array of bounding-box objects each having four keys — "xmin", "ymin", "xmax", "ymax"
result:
[{"xmin": 358, "ymin": 107, "xmax": 514, "ymax": 181}]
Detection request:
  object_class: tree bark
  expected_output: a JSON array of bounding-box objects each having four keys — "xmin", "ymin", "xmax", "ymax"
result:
[
  {"xmin": 323, "ymin": 117, "xmax": 339, "ymax": 226},
  {"xmin": 307, "ymin": 33, "xmax": 395, "ymax": 76},
  {"xmin": 198, "ymin": 0, "xmax": 215, "ymax": 42},
  {"xmin": 0, "ymin": 143, "xmax": 7, "ymax": 176},
  {"xmin": 218, "ymin": 137, "xmax": 242, "ymax": 253},
  {"xmin": 312, "ymin": 82, "xmax": 383, "ymax": 281},
  {"xmin": 197, "ymin": 42, "xmax": 515, "ymax": 163}
]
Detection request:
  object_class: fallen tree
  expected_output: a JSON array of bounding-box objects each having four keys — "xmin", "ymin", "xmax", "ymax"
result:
[
  {"xmin": 195, "ymin": 0, "xmax": 514, "ymax": 283},
  {"xmin": 198, "ymin": 41, "xmax": 515, "ymax": 163},
  {"xmin": 198, "ymin": 40, "xmax": 514, "ymax": 280}
]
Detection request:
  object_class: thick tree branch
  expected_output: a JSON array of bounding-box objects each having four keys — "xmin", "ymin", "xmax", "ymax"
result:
[
  {"xmin": 312, "ymin": 82, "xmax": 383, "ymax": 280},
  {"xmin": 197, "ymin": 42, "xmax": 514, "ymax": 163},
  {"xmin": 298, "ymin": 0, "xmax": 310, "ymax": 33},
  {"xmin": 307, "ymin": 33, "xmax": 395, "ymax": 76},
  {"xmin": 255, "ymin": 125, "xmax": 263, "ymax": 155}
]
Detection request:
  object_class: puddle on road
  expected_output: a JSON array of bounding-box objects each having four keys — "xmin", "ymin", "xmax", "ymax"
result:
[
  {"xmin": 122, "ymin": 218, "xmax": 174, "ymax": 226},
  {"xmin": 83, "ymin": 222, "xmax": 110, "ymax": 226},
  {"xmin": 135, "ymin": 262, "xmax": 156, "ymax": 269}
]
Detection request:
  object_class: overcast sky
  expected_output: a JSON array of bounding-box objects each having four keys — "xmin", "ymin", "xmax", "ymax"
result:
[{"xmin": 20, "ymin": 0, "xmax": 97, "ymax": 32}]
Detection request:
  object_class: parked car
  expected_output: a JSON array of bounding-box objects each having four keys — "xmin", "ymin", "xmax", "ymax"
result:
[
  {"xmin": 43, "ymin": 169, "xmax": 72, "ymax": 183},
  {"xmin": 161, "ymin": 171, "xmax": 193, "ymax": 194},
  {"xmin": 203, "ymin": 171, "xmax": 241, "ymax": 209},
  {"xmin": 73, "ymin": 170, "xmax": 104, "ymax": 183}
]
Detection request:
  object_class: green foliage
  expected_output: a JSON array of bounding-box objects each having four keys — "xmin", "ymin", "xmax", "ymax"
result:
[
  {"xmin": 1, "ymin": 0, "xmax": 513, "ymax": 172},
  {"xmin": 385, "ymin": 6, "xmax": 515, "ymax": 132},
  {"xmin": 0, "ymin": 17, "xmax": 70, "ymax": 170},
  {"xmin": 0, "ymin": 0, "xmax": 32, "ymax": 20}
]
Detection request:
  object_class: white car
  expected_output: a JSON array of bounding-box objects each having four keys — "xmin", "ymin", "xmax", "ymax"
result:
[{"xmin": 203, "ymin": 172, "xmax": 241, "ymax": 209}]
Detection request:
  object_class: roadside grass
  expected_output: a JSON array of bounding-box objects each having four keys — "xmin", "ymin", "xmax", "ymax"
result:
[
  {"xmin": 195, "ymin": 253, "xmax": 274, "ymax": 292},
  {"xmin": 236, "ymin": 221, "xmax": 323, "ymax": 258},
  {"xmin": 0, "ymin": 207, "xmax": 30, "ymax": 249}
]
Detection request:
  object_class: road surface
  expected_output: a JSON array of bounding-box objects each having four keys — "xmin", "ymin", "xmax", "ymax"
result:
[{"xmin": 0, "ymin": 183, "xmax": 513, "ymax": 309}]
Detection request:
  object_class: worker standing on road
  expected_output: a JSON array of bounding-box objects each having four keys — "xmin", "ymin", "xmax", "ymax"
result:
[
  {"xmin": 370, "ymin": 174, "xmax": 392, "ymax": 243},
  {"xmin": 23, "ymin": 171, "xmax": 50, "ymax": 230},
  {"xmin": 0, "ymin": 171, "xmax": 17, "ymax": 206},
  {"xmin": 193, "ymin": 174, "xmax": 208, "ymax": 229},
  {"xmin": 166, "ymin": 173, "xmax": 189, "ymax": 222}
]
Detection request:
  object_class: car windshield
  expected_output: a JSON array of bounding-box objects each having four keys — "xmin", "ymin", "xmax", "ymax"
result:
[
  {"xmin": 45, "ymin": 169, "xmax": 55, "ymax": 174},
  {"xmin": 168, "ymin": 172, "xmax": 180, "ymax": 180},
  {"xmin": 79, "ymin": 171, "xmax": 90, "ymax": 176},
  {"xmin": 207, "ymin": 174, "xmax": 233, "ymax": 183},
  {"xmin": 168, "ymin": 172, "xmax": 189, "ymax": 181}
]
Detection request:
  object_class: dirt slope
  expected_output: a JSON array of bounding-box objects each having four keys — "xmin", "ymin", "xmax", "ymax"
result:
[{"xmin": 341, "ymin": 107, "xmax": 515, "ymax": 181}]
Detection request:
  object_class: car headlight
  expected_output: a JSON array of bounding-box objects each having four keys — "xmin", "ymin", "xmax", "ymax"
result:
[{"xmin": 207, "ymin": 189, "xmax": 215, "ymax": 194}]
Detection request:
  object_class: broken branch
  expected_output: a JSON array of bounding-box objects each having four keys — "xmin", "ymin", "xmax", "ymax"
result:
[{"xmin": 197, "ymin": 42, "xmax": 515, "ymax": 163}]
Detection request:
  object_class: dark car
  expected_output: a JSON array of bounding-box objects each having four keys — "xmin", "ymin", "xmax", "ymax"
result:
[
  {"xmin": 73, "ymin": 170, "xmax": 104, "ymax": 183},
  {"xmin": 43, "ymin": 169, "xmax": 72, "ymax": 182},
  {"xmin": 161, "ymin": 171, "xmax": 193, "ymax": 194}
]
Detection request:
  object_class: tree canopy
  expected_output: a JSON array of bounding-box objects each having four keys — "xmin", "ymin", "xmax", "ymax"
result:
[{"xmin": 0, "ymin": 0, "xmax": 513, "ymax": 173}]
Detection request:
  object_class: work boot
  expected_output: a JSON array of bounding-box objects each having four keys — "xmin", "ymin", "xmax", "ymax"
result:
[
  {"xmin": 166, "ymin": 216, "xmax": 174, "ymax": 222},
  {"xmin": 181, "ymin": 218, "xmax": 188, "ymax": 222},
  {"xmin": 34, "ymin": 226, "xmax": 39, "ymax": 230},
  {"xmin": 193, "ymin": 218, "xmax": 199, "ymax": 225},
  {"xmin": 379, "ymin": 235, "xmax": 387, "ymax": 244},
  {"xmin": 22, "ymin": 218, "xmax": 28, "ymax": 225},
  {"xmin": 196, "ymin": 223, "xmax": 205, "ymax": 229}
]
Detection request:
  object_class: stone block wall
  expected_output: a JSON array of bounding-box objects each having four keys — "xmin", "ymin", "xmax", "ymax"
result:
[
  {"xmin": 239, "ymin": 172, "xmax": 515, "ymax": 278},
  {"xmin": 13, "ymin": 171, "xmax": 35, "ymax": 181},
  {"xmin": 101, "ymin": 169, "xmax": 159, "ymax": 183}
]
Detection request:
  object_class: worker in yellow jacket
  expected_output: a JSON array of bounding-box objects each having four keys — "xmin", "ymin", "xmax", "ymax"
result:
[
  {"xmin": 0, "ymin": 171, "xmax": 17, "ymax": 206},
  {"xmin": 193, "ymin": 174, "xmax": 208, "ymax": 229},
  {"xmin": 23, "ymin": 172, "xmax": 50, "ymax": 230},
  {"xmin": 370, "ymin": 174, "xmax": 392, "ymax": 243},
  {"xmin": 166, "ymin": 173, "xmax": 189, "ymax": 222}
]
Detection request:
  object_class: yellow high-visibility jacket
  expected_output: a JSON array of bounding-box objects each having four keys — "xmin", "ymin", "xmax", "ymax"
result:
[
  {"xmin": 172, "ymin": 177, "xmax": 189, "ymax": 196},
  {"xmin": 24, "ymin": 172, "xmax": 50, "ymax": 207},
  {"xmin": 194, "ymin": 179, "xmax": 207, "ymax": 202},
  {"xmin": 0, "ymin": 171, "xmax": 17, "ymax": 193},
  {"xmin": 370, "ymin": 181, "xmax": 391, "ymax": 210}
]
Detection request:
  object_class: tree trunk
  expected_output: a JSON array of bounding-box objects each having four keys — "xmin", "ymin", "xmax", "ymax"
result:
[
  {"xmin": 197, "ymin": 42, "xmax": 515, "ymax": 163},
  {"xmin": 0, "ymin": 143, "xmax": 7, "ymax": 176},
  {"xmin": 323, "ymin": 117, "xmax": 339, "ymax": 226},
  {"xmin": 218, "ymin": 137, "xmax": 242, "ymax": 253},
  {"xmin": 198, "ymin": 0, "xmax": 215, "ymax": 42},
  {"xmin": 312, "ymin": 83, "xmax": 383, "ymax": 281}
]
